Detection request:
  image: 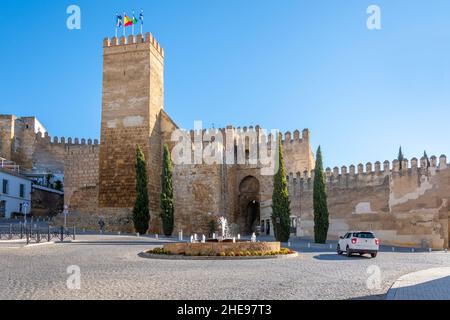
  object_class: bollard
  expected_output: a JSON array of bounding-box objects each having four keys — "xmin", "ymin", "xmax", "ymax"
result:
[
  {"xmin": 429, "ymin": 248, "xmax": 432, "ymax": 253},
  {"xmin": 308, "ymin": 243, "xmax": 311, "ymax": 248},
  {"xmin": 73, "ymin": 227, "xmax": 76, "ymax": 241},
  {"xmin": 392, "ymin": 247, "xmax": 395, "ymax": 252},
  {"xmin": 288, "ymin": 242, "xmax": 291, "ymax": 247},
  {"xmin": 330, "ymin": 244, "xmax": 332, "ymax": 249},
  {"xmin": 411, "ymin": 248, "xmax": 415, "ymax": 253},
  {"xmin": 47, "ymin": 226, "xmax": 51, "ymax": 242},
  {"xmin": 60, "ymin": 226, "xmax": 64, "ymax": 242},
  {"xmin": 155, "ymin": 234, "xmax": 159, "ymax": 240},
  {"xmin": 20, "ymin": 223, "xmax": 23, "ymax": 239},
  {"xmin": 9, "ymin": 224, "xmax": 12, "ymax": 240},
  {"xmin": 136, "ymin": 233, "xmax": 140, "ymax": 237}
]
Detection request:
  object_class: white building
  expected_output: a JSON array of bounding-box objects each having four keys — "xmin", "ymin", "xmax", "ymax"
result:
[{"xmin": 0, "ymin": 168, "xmax": 32, "ymax": 219}]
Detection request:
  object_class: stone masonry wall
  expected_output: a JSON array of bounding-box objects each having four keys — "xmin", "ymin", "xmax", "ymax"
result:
[
  {"xmin": 290, "ymin": 155, "xmax": 449, "ymax": 249},
  {"xmin": 98, "ymin": 34, "xmax": 164, "ymax": 233}
]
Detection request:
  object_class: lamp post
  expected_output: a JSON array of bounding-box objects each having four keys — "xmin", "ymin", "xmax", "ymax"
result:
[
  {"xmin": 23, "ymin": 202, "xmax": 29, "ymax": 225},
  {"xmin": 63, "ymin": 205, "xmax": 69, "ymax": 229}
]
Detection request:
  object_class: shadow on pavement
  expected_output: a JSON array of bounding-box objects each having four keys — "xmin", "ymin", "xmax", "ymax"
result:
[
  {"xmin": 313, "ymin": 253, "xmax": 372, "ymax": 261},
  {"xmin": 69, "ymin": 241, "xmax": 169, "ymax": 246}
]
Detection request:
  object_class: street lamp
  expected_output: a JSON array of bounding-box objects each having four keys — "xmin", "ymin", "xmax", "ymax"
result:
[{"xmin": 23, "ymin": 202, "xmax": 29, "ymax": 225}]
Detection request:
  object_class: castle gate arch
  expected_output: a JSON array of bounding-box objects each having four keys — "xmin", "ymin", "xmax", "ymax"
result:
[{"xmin": 238, "ymin": 176, "xmax": 260, "ymax": 235}]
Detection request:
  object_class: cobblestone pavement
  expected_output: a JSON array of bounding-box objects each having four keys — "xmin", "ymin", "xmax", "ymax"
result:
[
  {"xmin": 387, "ymin": 267, "xmax": 450, "ymax": 300},
  {"xmin": 0, "ymin": 235, "xmax": 449, "ymax": 300}
]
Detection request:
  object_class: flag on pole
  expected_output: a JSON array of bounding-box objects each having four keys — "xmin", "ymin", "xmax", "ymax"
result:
[
  {"xmin": 124, "ymin": 15, "xmax": 133, "ymax": 27},
  {"xmin": 116, "ymin": 13, "xmax": 123, "ymax": 28},
  {"xmin": 115, "ymin": 13, "xmax": 123, "ymax": 38},
  {"xmin": 139, "ymin": 10, "xmax": 144, "ymax": 25},
  {"xmin": 139, "ymin": 10, "xmax": 144, "ymax": 34},
  {"xmin": 131, "ymin": 11, "xmax": 138, "ymax": 34}
]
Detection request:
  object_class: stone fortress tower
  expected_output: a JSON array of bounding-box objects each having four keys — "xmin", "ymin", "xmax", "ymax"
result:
[
  {"xmin": 98, "ymin": 33, "xmax": 165, "ymax": 230},
  {"xmin": 0, "ymin": 32, "xmax": 448, "ymax": 248}
]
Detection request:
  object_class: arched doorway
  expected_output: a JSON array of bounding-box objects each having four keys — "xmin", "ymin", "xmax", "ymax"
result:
[{"xmin": 238, "ymin": 176, "xmax": 260, "ymax": 235}]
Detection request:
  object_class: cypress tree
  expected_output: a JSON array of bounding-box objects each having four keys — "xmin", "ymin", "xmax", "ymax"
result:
[
  {"xmin": 313, "ymin": 146, "xmax": 329, "ymax": 244},
  {"xmin": 271, "ymin": 134, "xmax": 291, "ymax": 242},
  {"xmin": 398, "ymin": 146, "xmax": 404, "ymax": 170},
  {"xmin": 424, "ymin": 150, "xmax": 430, "ymax": 168},
  {"xmin": 160, "ymin": 144, "xmax": 174, "ymax": 236},
  {"xmin": 133, "ymin": 145, "xmax": 150, "ymax": 234}
]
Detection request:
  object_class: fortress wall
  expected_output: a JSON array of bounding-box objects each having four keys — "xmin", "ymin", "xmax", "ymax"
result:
[
  {"xmin": 282, "ymin": 129, "xmax": 315, "ymax": 175},
  {"xmin": 11, "ymin": 117, "xmax": 38, "ymax": 169},
  {"xmin": 33, "ymin": 133, "xmax": 99, "ymax": 174},
  {"xmin": 288, "ymin": 155, "xmax": 449, "ymax": 249},
  {"xmin": 0, "ymin": 115, "xmax": 15, "ymax": 160},
  {"xmin": 161, "ymin": 124, "xmax": 315, "ymax": 235},
  {"xmin": 172, "ymin": 164, "xmax": 223, "ymax": 235},
  {"xmin": 64, "ymin": 144, "xmax": 100, "ymax": 212}
]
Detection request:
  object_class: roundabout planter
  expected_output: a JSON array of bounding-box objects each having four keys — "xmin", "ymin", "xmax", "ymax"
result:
[
  {"xmin": 138, "ymin": 241, "xmax": 299, "ymax": 260},
  {"xmin": 138, "ymin": 250, "xmax": 299, "ymax": 261}
]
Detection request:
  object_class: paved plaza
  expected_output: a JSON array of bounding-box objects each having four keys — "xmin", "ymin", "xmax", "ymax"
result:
[{"xmin": 0, "ymin": 235, "xmax": 449, "ymax": 300}]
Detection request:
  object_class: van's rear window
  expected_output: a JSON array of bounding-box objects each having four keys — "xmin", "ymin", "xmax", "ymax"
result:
[{"xmin": 353, "ymin": 232, "xmax": 375, "ymax": 239}]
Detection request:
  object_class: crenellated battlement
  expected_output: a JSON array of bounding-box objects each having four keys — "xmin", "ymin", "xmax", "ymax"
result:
[
  {"xmin": 36, "ymin": 131, "xmax": 99, "ymax": 147},
  {"xmin": 286, "ymin": 154, "xmax": 448, "ymax": 191},
  {"xmin": 184, "ymin": 126, "xmax": 310, "ymax": 146},
  {"xmin": 103, "ymin": 32, "xmax": 164, "ymax": 58}
]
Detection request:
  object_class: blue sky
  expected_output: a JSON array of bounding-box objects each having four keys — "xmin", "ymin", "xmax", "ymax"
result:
[{"xmin": 1, "ymin": 0, "xmax": 449, "ymax": 168}]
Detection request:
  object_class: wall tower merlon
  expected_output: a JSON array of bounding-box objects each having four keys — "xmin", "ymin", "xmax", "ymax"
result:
[
  {"xmin": 333, "ymin": 167, "xmax": 339, "ymax": 178},
  {"xmin": 383, "ymin": 160, "xmax": 390, "ymax": 172},
  {"xmin": 128, "ymin": 35, "xmax": 135, "ymax": 44},
  {"xmin": 392, "ymin": 159, "xmax": 400, "ymax": 172},
  {"xmin": 374, "ymin": 161, "xmax": 381, "ymax": 174},
  {"xmin": 284, "ymin": 131, "xmax": 291, "ymax": 142},
  {"xmin": 120, "ymin": 36, "xmax": 127, "ymax": 45},
  {"xmin": 366, "ymin": 162, "xmax": 373, "ymax": 174},
  {"xmin": 357, "ymin": 163, "xmax": 364, "ymax": 175},
  {"xmin": 302, "ymin": 129, "xmax": 310, "ymax": 141},
  {"xmin": 439, "ymin": 155, "xmax": 447, "ymax": 169},
  {"xmin": 430, "ymin": 156, "xmax": 437, "ymax": 168},
  {"xmin": 411, "ymin": 158, "xmax": 418, "ymax": 169},
  {"xmin": 110, "ymin": 37, "xmax": 119, "ymax": 46},
  {"xmin": 349, "ymin": 165, "xmax": 356, "ymax": 176},
  {"xmin": 341, "ymin": 166, "xmax": 348, "ymax": 175}
]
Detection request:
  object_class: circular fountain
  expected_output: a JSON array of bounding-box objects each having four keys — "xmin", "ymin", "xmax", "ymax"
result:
[{"xmin": 141, "ymin": 217, "xmax": 297, "ymax": 260}]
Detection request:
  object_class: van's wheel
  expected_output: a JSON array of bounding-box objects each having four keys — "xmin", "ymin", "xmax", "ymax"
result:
[
  {"xmin": 337, "ymin": 245, "xmax": 342, "ymax": 255},
  {"xmin": 346, "ymin": 246, "xmax": 352, "ymax": 257},
  {"xmin": 371, "ymin": 252, "xmax": 378, "ymax": 258}
]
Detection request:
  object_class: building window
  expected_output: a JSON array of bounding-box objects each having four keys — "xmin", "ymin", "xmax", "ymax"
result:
[
  {"xmin": 2, "ymin": 180, "xmax": 9, "ymax": 194},
  {"xmin": 19, "ymin": 203, "xmax": 23, "ymax": 213},
  {"xmin": 261, "ymin": 220, "xmax": 265, "ymax": 233},
  {"xmin": 20, "ymin": 184, "xmax": 25, "ymax": 198}
]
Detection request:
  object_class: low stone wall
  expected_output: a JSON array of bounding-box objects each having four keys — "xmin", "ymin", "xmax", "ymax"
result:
[{"xmin": 164, "ymin": 242, "xmax": 280, "ymax": 256}]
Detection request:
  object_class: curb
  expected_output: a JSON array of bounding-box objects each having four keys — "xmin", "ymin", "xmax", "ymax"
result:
[
  {"xmin": 138, "ymin": 251, "xmax": 299, "ymax": 261},
  {"xmin": 386, "ymin": 267, "xmax": 450, "ymax": 300},
  {"xmin": 24, "ymin": 241, "xmax": 56, "ymax": 248},
  {"xmin": 0, "ymin": 239, "xmax": 26, "ymax": 244}
]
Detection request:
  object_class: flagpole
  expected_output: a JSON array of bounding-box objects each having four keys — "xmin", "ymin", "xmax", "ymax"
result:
[
  {"xmin": 132, "ymin": 12, "xmax": 135, "ymax": 35},
  {"xmin": 123, "ymin": 12, "xmax": 126, "ymax": 37}
]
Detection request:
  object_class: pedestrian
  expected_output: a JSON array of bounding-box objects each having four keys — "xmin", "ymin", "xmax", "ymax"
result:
[{"xmin": 98, "ymin": 218, "xmax": 105, "ymax": 233}]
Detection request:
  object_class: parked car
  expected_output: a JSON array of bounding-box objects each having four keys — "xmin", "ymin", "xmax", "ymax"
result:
[{"xmin": 337, "ymin": 231, "xmax": 380, "ymax": 258}]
